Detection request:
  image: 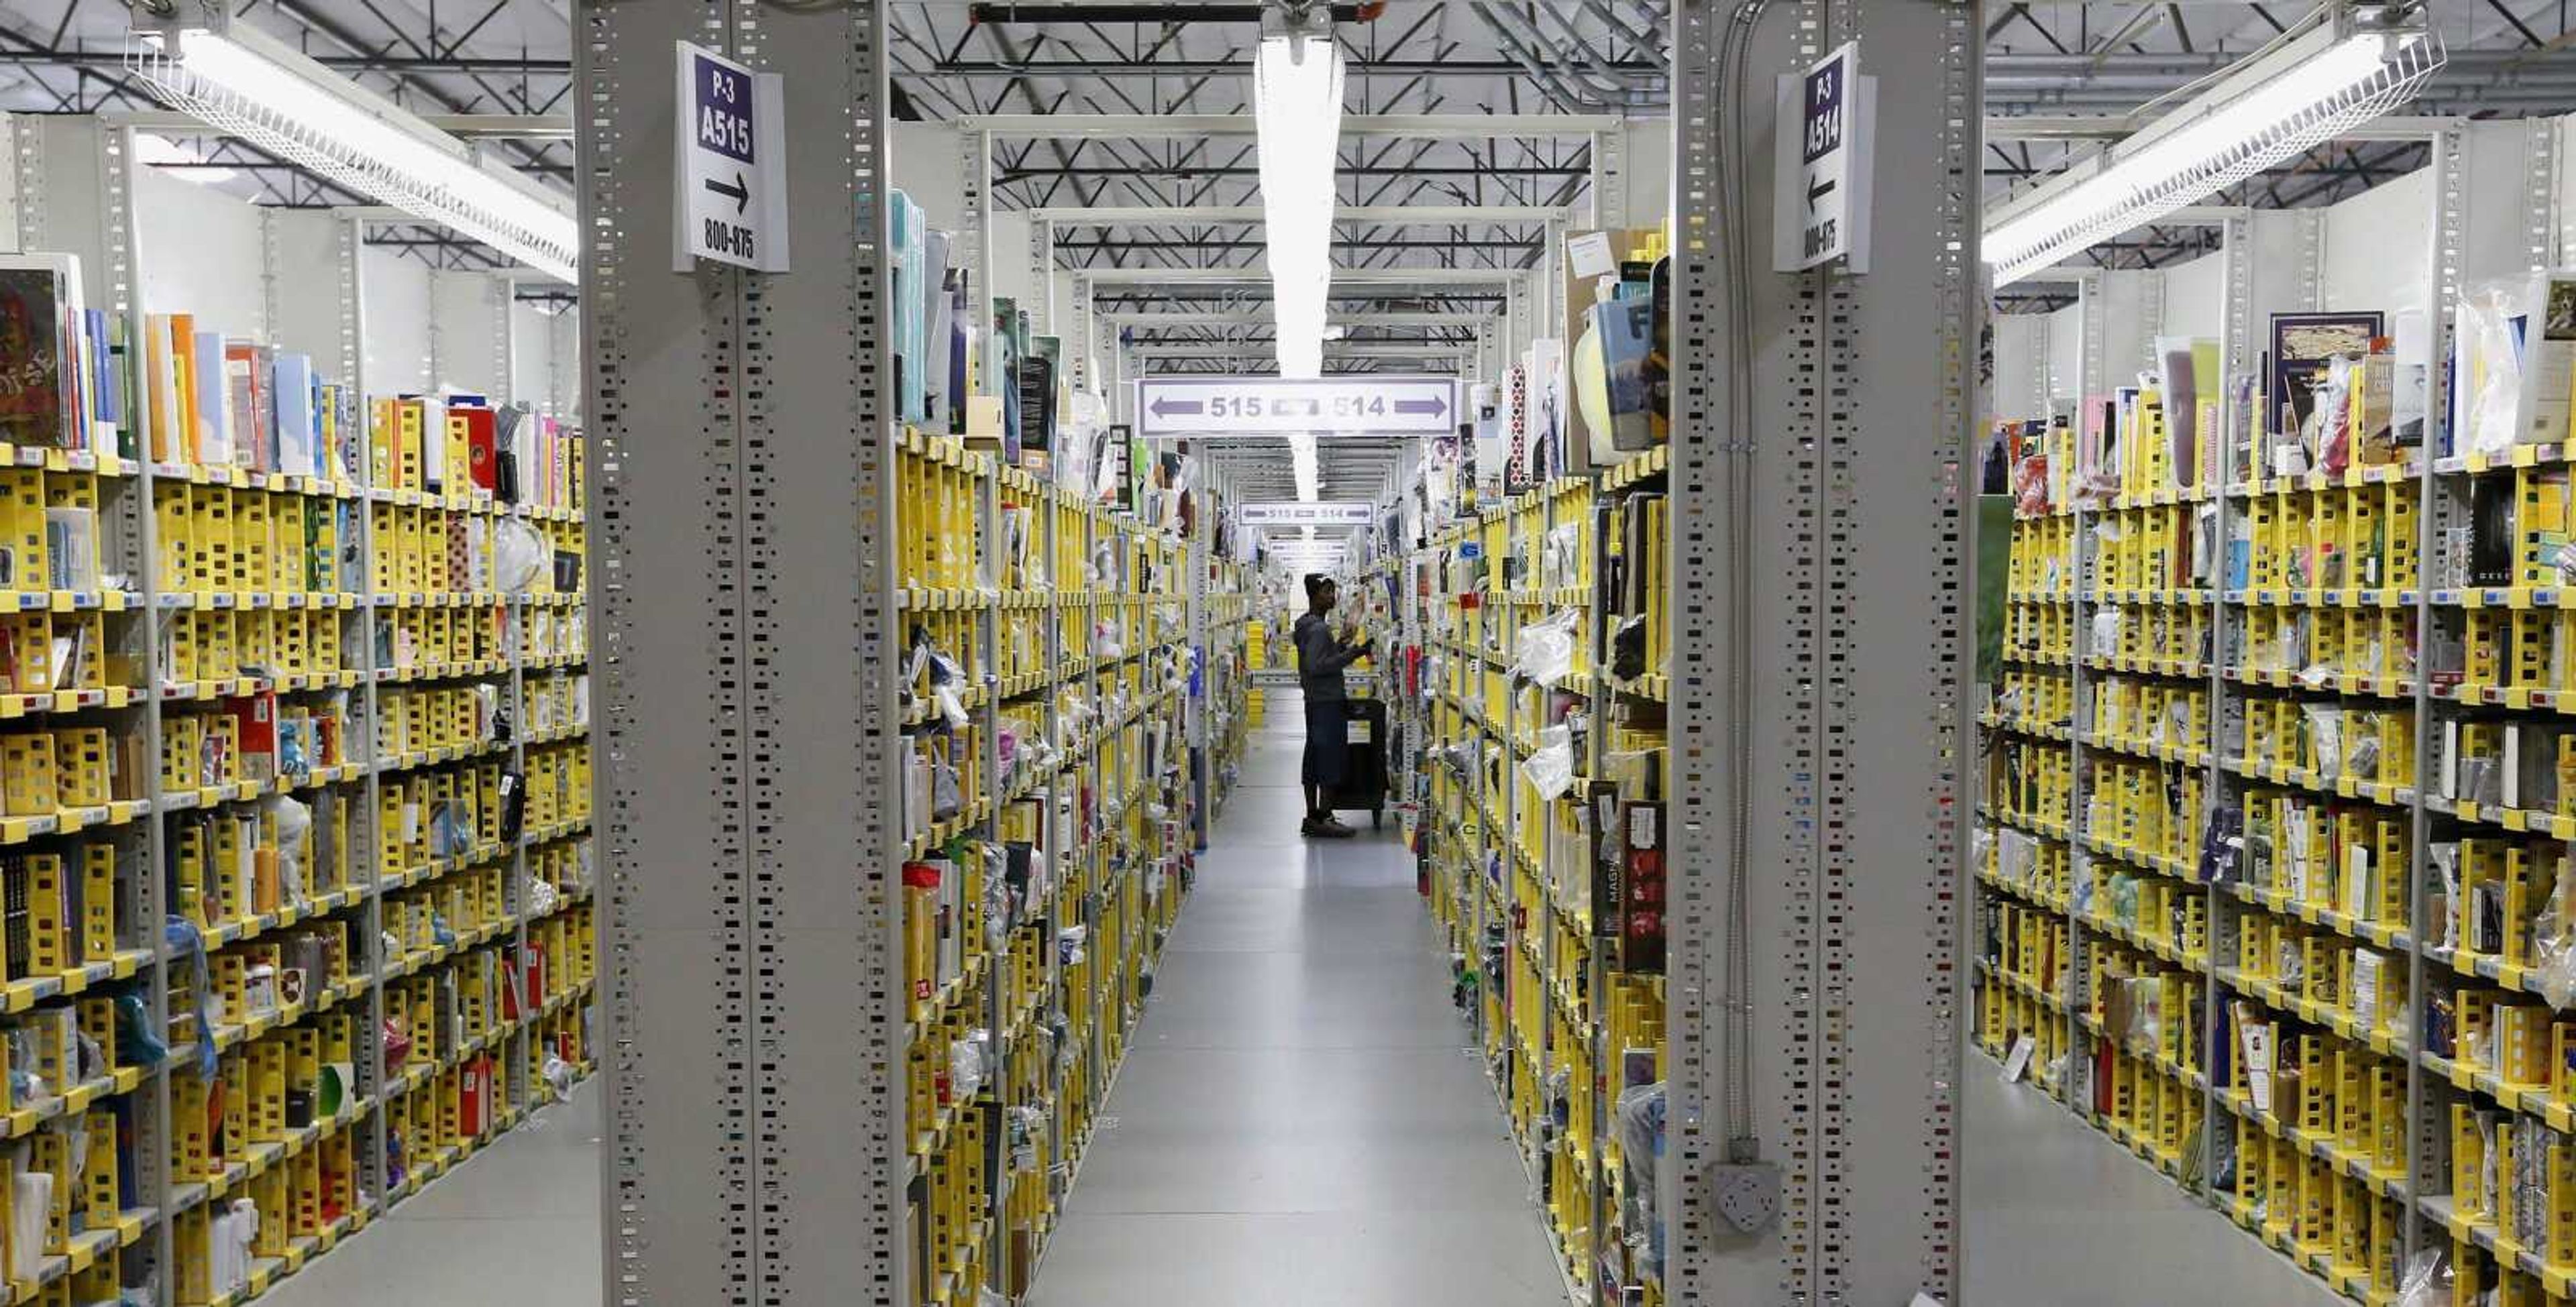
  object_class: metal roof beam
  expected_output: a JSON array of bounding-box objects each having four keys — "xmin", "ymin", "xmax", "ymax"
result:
[
  {"xmin": 953, "ymin": 112, "xmax": 1621, "ymax": 137},
  {"xmin": 1027, "ymin": 204, "xmax": 1568, "ymax": 223}
]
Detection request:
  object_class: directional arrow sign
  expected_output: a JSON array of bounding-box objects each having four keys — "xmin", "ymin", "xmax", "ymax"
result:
[
  {"xmin": 675, "ymin": 42, "xmax": 789, "ymax": 272},
  {"xmin": 706, "ymin": 172, "xmax": 749, "ymax": 214},
  {"xmin": 1773, "ymin": 40, "xmax": 1873, "ymax": 273},
  {"xmin": 1134, "ymin": 377, "xmax": 1457, "ymax": 439},
  {"xmin": 1242, "ymin": 501, "xmax": 1374, "ymax": 526}
]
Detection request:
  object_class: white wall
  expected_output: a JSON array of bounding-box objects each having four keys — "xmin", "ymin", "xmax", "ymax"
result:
[
  {"xmin": 1611, "ymin": 117, "xmax": 1670, "ymax": 231},
  {"xmin": 268, "ymin": 209, "xmax": 348, "ymax": 370},
  {"xmin": 136, "ymin": 167, "xmax": 267, "ymax": 331},
  {"xmin": 1989, "ymin": 314, "xmax": 2047, "ymax": 420},
  {"xmin": 2044, "ymin": 301, "xmax": 2080, "ymax": 400},
  {"xmin": 2320, "ymin": 166, "xmax": 2432, "ymax": 317},
  {"xmin": 511, "ymin": 300, "xmax": 580, "ymax": 419},
  {"xmin": 431, "ymin": 269, "xmax": 506, "ymax": 398},
  {"xmin": 362, "ymin": 244, "xmax": 433, "ymax": 395},
  {"xmin": 2158, "ymin": 253, "xmax": 2224, "ymax": 347}
]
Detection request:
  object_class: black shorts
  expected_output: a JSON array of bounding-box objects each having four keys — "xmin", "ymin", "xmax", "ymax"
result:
[{"xmin": 1302, "ymin": 699, "xmax": 1348, "ymax": 789}]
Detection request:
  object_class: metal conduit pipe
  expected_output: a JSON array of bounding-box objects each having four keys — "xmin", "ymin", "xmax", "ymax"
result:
[
  {"xmin": 1467, "ymin": 4, "xmax": 1626, "ymax": 111},
  {"xmin": 966, "ymin": 3, "xmax": 1384, "ymax": 22},
  {"xmin": 1576, "ymin": 0, "xmax": 1670, "ymax": 52},
  {"xmin": 1480, "ymin": 1, "xmax": 1666, "ymax": 100},
  {"xmin": 1527, "ymin": 0, "xmax": 1670, "ymax": 90},
  {"xmin": 1472, "ymin": 2, "xmax": 1667, "ymax": 109}
]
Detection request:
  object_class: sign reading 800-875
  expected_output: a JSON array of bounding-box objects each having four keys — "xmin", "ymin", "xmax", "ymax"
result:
[{"xmin": 674, "ymin": 41, "xmax": 788, "ymax": 273}]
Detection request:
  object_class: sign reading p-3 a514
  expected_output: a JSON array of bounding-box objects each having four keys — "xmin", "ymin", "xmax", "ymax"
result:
[{"xmin": 1134, "ymin": 377, "xmax": 1456, "ymax": 439}]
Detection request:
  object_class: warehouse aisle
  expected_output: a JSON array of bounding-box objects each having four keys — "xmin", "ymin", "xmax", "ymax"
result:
[
  {"xmin": 1028, "ymin": 712, "xmax": 1570, "ymax": 1307},
  {"xmin": 1964, "ymin": 1063, "xmax": 2338, "ymax": 1305},
  {"xmin": 262, "ymin": 1080, "xmax": 601, "ymax": 1306}
]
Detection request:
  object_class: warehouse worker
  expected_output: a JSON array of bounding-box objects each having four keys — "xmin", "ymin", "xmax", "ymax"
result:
[{"xmin": 1294, "ymin": 573, "xmax": 1371, "ymax": 839}]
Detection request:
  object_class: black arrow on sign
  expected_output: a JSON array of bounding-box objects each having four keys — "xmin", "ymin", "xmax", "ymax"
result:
[
  {"xmin": 1150, "ymin": 396, "xmax": 1204, "ymax": 418},
  {"xmin": 1807, "ymin": 177, "xmax": 1835, "ymax": 212},
  {"xmin": 1393, "ymin": 396, "xmax": 1448, "ymax": 418},
  {"xmin": 706, "ymin": 172, "xmax": 749, "ymax": 214}
]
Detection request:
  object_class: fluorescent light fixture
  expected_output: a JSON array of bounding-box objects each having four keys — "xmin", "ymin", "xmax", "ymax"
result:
[
  {"xmin": 1254, "ymin": 26, "xmax": 1343, "ymax": 503},
  {"xmin": 1984, "ymin": 11, "xmax": 2440, "ymax": 287},
  {"xmin": 1253, "ymin": 30, "xmax": 1344, "ymax": 382},
  {"xmin": 1289, "ymin": 432, "xmax": 1320, "ymax": 502},
  {"xmin": 133, "ymin": 132, "xmax": 237, "ymax": 186},
  {"xmin": 129, "ymin": 23, "xmax": 578, "ymax": 283}
]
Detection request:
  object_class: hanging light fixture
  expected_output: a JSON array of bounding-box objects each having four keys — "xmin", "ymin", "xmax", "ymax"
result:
[
  {"xmin": 128, "ymin": 19, "xmax": 579, "ymax": 283},
  {"xmin": 1252, "ymin": 15, "xmax": 1344, "ymax": 381},
  {"xmin": 1254, "ymin": 4, "xmax": 1344, "ymax": 506},
  {"xmin": 1985, "ymin": 4, "xmax": 2440, "ymax": 287}
]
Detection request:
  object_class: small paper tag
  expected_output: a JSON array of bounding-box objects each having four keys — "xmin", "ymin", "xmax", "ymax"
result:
[
  {"xmin": 2244, "ymin": 1023, "xmax": 2274, "ymax": 1115},
  {"xmin": 1911, "ymin": 1296, "xmax": 1947, "ymax": 1307},
  {"xmin": 1567, "ymin": 230, "xmax": 1617, "ymax": 280},
  {"xmin": 2000, "ymin": 1033, "xmax": 2035, "ymax": 1082}
]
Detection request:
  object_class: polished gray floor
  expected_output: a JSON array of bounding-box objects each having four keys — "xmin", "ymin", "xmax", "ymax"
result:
[
  {"xmin": 250, "ymin": 716, "xmax": 2345, "ymax": 1306},
  {"xmin": 1026, "ymin": 723, "xmax": 1570, "ymax": 1307},
  {"xmin": 262, "ymin": 1077, "xmax": 601, "ymax": 1307},
  {"xmin": 1962, "ymin": 1059, "xmax": 2339, "ymax": 1306}
]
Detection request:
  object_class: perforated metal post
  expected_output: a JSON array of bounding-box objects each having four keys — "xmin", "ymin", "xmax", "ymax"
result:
[
  {"xmin": 580, "ymin": 3, "xmax": 905, "ymax": 1305},
  {"xmin": 1666, "ymin": 2, "xmax": 1972, "ymax": 1302},
  {"xmin": 961, "ymin": 125, "xmax": 992, "ymax": 317}
]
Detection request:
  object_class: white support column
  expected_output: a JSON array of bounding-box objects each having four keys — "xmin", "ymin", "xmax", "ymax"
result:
[
  {"xmin": 1666, "ymin": 3, "xmax": 1974, "ymax": 1302},
  {"xmin": 578, "ymin": 3, "xmax": 904, "ymax": 1304}
]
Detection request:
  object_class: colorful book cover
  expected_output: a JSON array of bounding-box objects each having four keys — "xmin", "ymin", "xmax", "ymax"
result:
[
  {"xmin": 0, "ymin": 268, "xmax": 62, "ymax": 447},
  {"xmin": 2269, "ymin": 311, "xmax": 2383, "ymax": 441}
]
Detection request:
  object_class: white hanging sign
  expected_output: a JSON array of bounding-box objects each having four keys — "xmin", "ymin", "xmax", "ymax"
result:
[
  {"xmin": 1772, "ymin": 41, "xmax": 1874, "ymax": 273},
  {"xmin": 1242, "ymin": 502, "xmax": 1374, "ymax": 526},
  {"xmin": 674, "ymin": 42, "xmax": 790, "ymax": 272},
  {"xmin": 1134, "ymin": 377, "xmax": 1456, "ymax": 439}
]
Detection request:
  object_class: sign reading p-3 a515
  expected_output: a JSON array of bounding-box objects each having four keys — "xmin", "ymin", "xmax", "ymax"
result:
[
  {"xmin": 674, "ymin": 41, "xmax": 789, "ymax": 272},
  {"xmin": 1134, "ymin": 378, "xmax": 1456, "ymax": 439}
]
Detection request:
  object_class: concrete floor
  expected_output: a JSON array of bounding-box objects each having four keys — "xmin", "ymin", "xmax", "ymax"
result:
[
  {"xmin": 1023, "ymin": 726, "xmax": 1568, "ymax": 1307},
  {"xmin": 1961, "ymin": 1063, "xmax": 2338, "ymax": 1306},
  {"xmin": 257, "ymin": 717, "xmax": 2344, "ymax": 1307}
]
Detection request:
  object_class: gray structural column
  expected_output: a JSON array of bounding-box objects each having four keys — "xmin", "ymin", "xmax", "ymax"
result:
[
  {"xmin": 1666, "ymin": 2, "xmax": 1975, "ymax": 1304},
  {"xmin": 578, "ymin": 3, "xmax": 906, "ymax": 1306}
]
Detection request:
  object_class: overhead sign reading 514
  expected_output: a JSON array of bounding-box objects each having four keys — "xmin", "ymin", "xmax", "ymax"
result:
[
  {"xmin": 674, "ymin": 42, "xmax": 790, "ymax": 272},
  {"xmin": 1134, "ymin": 377, "xmax": 1456, "ymax": 439}
]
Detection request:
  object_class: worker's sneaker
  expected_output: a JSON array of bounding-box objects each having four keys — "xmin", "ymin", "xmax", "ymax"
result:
[{"xmin": 1301, "ymin": 814, "xmax": 1356, "ymax": 839}]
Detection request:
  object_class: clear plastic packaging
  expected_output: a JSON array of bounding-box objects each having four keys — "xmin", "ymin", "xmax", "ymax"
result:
[
  {"xmin": 492, "ymin": 518, "xmax": 548, "ymax": 594},
  {"xmin": 2393, "ymin": 1249, "xmax": 2449, "ymax": 1307},
  {"xmin": 2302, "ymin": 703, "xmax": 2343, "ymax": 781},
  {"xmin": 1519, "ymin": 726, "xmax": 1576, "ymax": 801},
  {"xmin": 1515, "ymin": 609, "xmax": 1580, "ymax": 688},
  {"xmin": 2460, "ymin": 281, "xmax": 2529, "ymax": 458},
  {"xmin": 2535, "ymin": 873, "xmax": 2576, "ymax": 1009}
]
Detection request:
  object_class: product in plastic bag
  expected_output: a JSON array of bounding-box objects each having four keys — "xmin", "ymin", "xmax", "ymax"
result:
[
  {"xmin": 2535, "ymin": 870, "xmax": 2576, "ymax": 1009},
  {"xmin": 2460, "ymin": 281, "xmax": 2530, "ymax": 458},
  {"xmin": 2302, "ymin": 703, "xmax": 2343, "ymax": 781},
  {"xmin": 2392, "ymin": 1249, "xmax": 2449, "ymax": 1307},
  {"xmin": 492, "ymin": 518, "xmax": 548, "ymax": 594},
  {"xmin": 264, "ymin": 793, "xmax": 312, "ymax": 905},
  {"xmin": 1519, "ymin": 726, "xmax": 1576, "ymax": 801},
  {"xmin": 1515, "ymin": 609, "xmax": 1580, "ymax": 688}
]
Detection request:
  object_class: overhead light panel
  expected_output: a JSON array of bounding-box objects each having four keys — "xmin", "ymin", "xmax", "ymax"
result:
[
  {"xmin": 1984, "ymin": 5, "xmax": 2440, "ymax": 287},
  {"xmin": 128, "ymin": 21, "xmax": 579, "ymax": 283},
  {"xmin": 1252, "ymin": 13, "xmax": 1345, "ymax": 384}
]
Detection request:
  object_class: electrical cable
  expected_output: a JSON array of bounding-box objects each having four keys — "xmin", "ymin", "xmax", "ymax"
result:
[{"xmin": 1711, "ymin": 0, "xmax": 1773, "ymax": 1163}]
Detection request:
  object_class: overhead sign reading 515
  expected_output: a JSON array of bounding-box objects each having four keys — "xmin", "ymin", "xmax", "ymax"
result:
[
  {"xmin": 674, "ymin": 42, "xmax": 789, "ymax": 273},
  {"xmin": 1134, "ymin": 377, "xmax": 1456, "ymax": 439}
]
